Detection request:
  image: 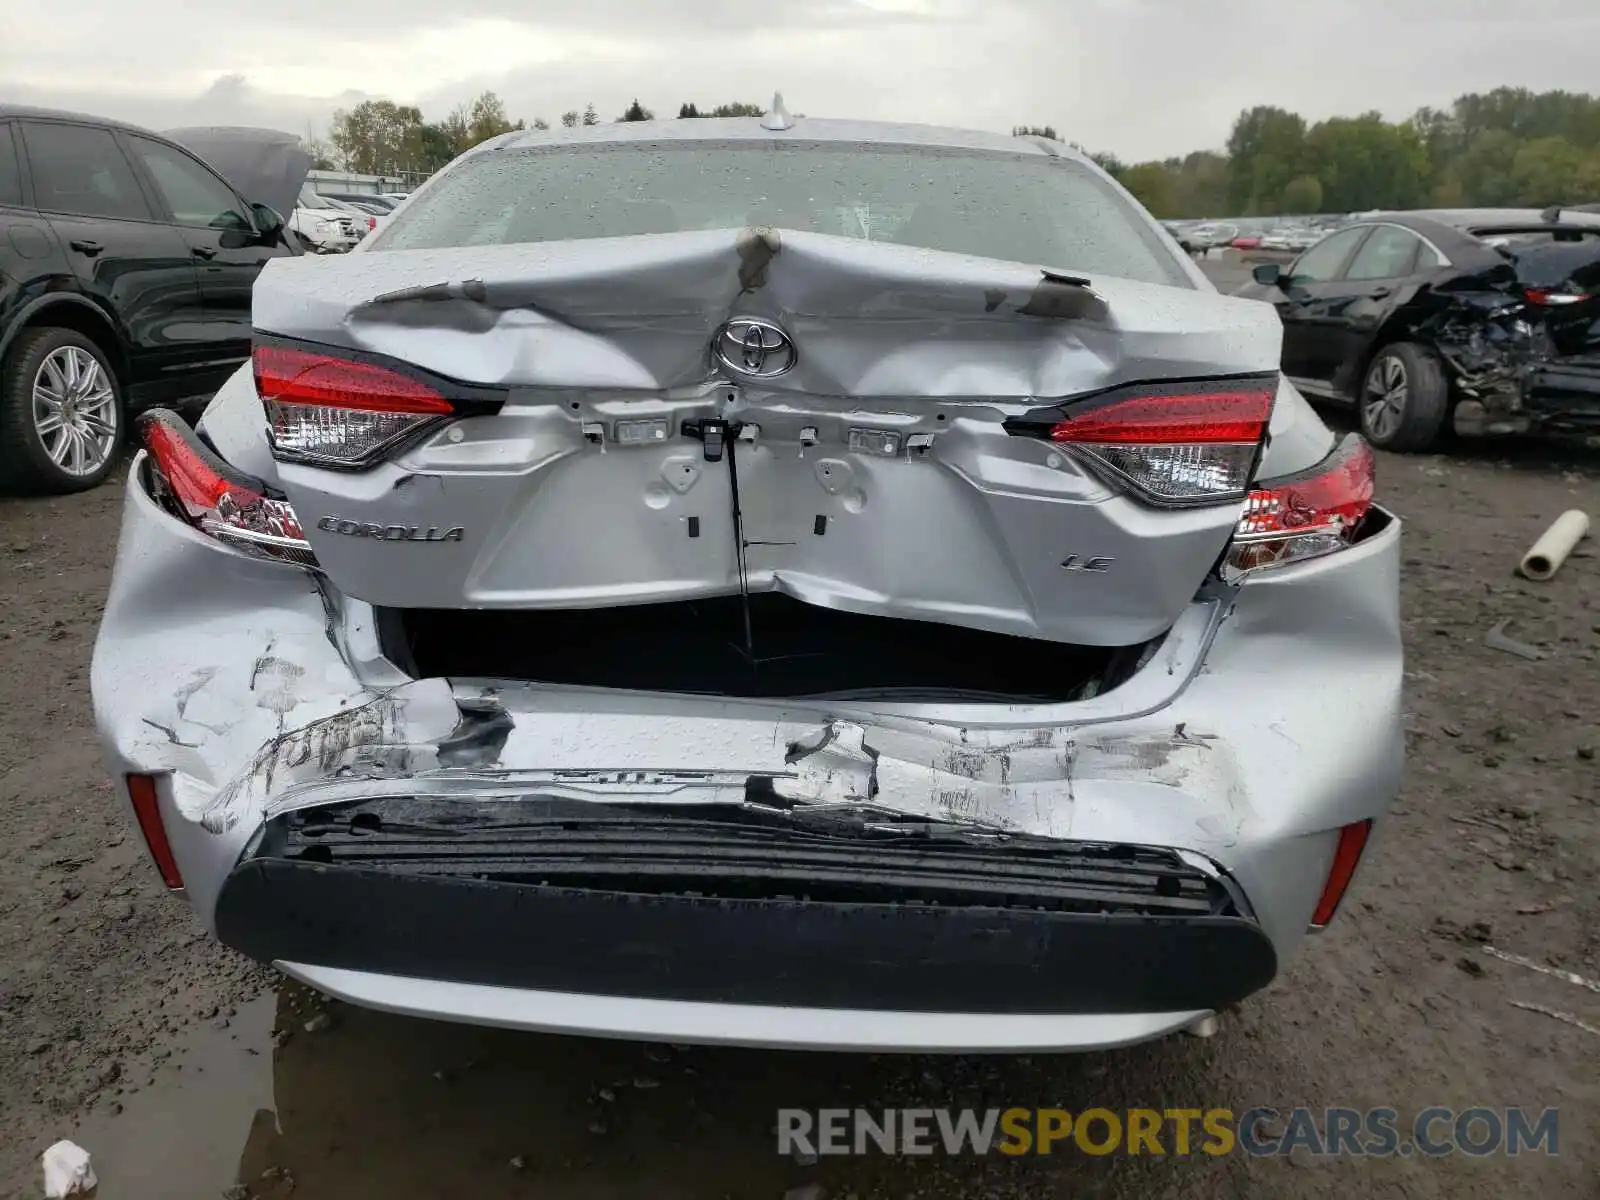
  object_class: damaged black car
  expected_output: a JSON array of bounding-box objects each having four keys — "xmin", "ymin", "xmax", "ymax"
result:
[{"xmin": 1236, "ymin": 208, "xmax": 1600, "ymax": 450}]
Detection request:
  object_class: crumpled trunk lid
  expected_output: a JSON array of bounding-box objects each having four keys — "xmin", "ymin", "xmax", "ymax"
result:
[{"xmin": 254, "ymin": 229, "xmax": 1282, "ymax": 647}]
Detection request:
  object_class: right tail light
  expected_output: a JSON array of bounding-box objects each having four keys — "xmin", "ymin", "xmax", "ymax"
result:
[
  {"xmin": 1226, "ymin": 433, "xmax": 1375, "ymax": 577},
  {"xmin": 1006, "ymin": 375, "xmax": 1278, "ymax": 506}
]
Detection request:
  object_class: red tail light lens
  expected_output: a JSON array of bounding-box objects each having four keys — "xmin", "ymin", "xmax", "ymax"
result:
[
  {"xmin": 1033, "ymin": 380, "xmax": 1276, "ymax": 505},
  {"xmin": 1227, "ymin": 433, "xmax": 1374, "ymax": 576},
  {"xmin": 254, "ymin": 343, "xmax": 455, "ymax": 468},
  {"xmin": 139, "ymin": 410, "xmax": 317, "ymax": 567},
  {"xmin": 366, "ymin": 215, "xmax": 377, "ymax": 231},
  {"xmin": 1309, "ymin": 819, "xmax": 1373, "ymax": 929},
  {"xmin": 126, "ymin": 773, "xmax": 183, "ymax": 890},
  {"xmin": 1523, "ymin": 287, "xmax": 1591, "ymax": 306}
]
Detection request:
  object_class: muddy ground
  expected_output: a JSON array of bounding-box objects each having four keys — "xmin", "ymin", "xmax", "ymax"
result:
[{"xmin": 1, "ymin": 368, "xmax": 1597, "ymax": 1196}]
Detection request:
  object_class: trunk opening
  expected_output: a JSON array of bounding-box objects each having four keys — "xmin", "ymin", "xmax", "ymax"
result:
[{"xmin": 381, "ymin": 594, "xmax": 1157, "ymax": 703}]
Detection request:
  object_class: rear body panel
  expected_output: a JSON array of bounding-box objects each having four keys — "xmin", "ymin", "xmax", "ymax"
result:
[{"xmin": 255, "ymin": 231, "xmax": 1284, "ymax": 645}]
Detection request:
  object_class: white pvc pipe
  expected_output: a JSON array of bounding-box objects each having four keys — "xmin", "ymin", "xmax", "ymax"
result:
[{"xmin": 1518, "ymin": 510, "xmax": 1591, "ymax": 581}]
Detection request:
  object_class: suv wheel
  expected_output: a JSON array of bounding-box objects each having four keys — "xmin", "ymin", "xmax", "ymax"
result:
[
  {"xmin": 1359, "ymin": 342, "xmax": 1449, "ymax": 452},
  {"xmin": 0, "ymin": 327, "xmax": 126, "ymax": 494}
]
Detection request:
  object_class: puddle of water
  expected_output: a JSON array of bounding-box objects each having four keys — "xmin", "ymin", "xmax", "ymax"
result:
[
  {"xmin": 64, "ymin": 981, "xmax": 1205, "ymax": 1199},
  {"xmin": 67, "ymin": 993, "xmax": 275, "ymax": 1198}
]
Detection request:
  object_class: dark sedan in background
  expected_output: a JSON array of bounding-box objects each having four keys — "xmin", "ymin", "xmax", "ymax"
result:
[{"xmin": 1236, "ymin": 208, "xmax": 1600, "ymax": 450}]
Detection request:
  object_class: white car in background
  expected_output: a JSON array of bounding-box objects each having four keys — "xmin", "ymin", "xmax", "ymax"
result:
[{"xmin": 288, "ymin": 186, "xmax": 366, "ymax": 252}]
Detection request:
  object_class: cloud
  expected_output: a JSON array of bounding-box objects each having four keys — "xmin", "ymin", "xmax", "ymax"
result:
[{"xmin": 7, "ymin": 0, "xmax": 1600, "ymax": 160}]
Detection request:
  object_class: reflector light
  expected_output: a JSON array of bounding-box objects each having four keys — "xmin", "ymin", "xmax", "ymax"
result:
[
  {"xmin": 126, "ymin": 774, "xmax": 183, "ymax": 890},
  {"xmin": 139, "ymin": 411, "xmax": 318, "ymax": 567},
  {"xmin": 1037, "ymin": 382, "xmax": 1276, "ymax": 505},
  {"xmin": 253, "ymin": 344, "xmax": 454, "ymax": 468},
  {"xmin": 1309, "ymin": 819, "xmax": 1373, "ymax": 929},
  {"xmin": 1227, "ymin": 434, "xmax": 1374, "ymax": 576}
]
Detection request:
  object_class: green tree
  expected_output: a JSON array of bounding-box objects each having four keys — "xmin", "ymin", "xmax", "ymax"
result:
[
  {"xmin": 329, "ymin": 100, "xmax": 426, "ymax": 175},
  {"xmin": 1012, "ymin": 124, "xmax": 1059, "ymax": 141},
  {"xmin": 1452, "ymin": 129, "xmax": 1522, "ymax": 206},
  {"xmin": 582, "ymin": 103, "xmax": 599, "ymax": 126},
  {"xmin": 671, "ymin": 101, "xmax": 763, "ymax": 118},
  {"xmin": 416, "ymin": 122, "xmax": 459, "ymax": 171},
  {"xmin": 1226, "ymin": 105, "xmax": 1307, "ymax": 214},
  {"xmin": 532, "ymin": 117, "xmax": 550, "ymax": 131},
  {"xmin": 1086, "ymin": 150, "xmax": 1125, "ymax": 177},
  {"xmin": 561, "ymin": 110, "xmax": 580, "ymax": 128},
  {"xmin": 618, "ymin": 99, "xmax": 654, "ymax": 122},
  {"xmin": 1281, "ymin": 174, "xmax": 1324, "ymax": 214},
  {"xmin": 464, "ymin": 91, "xmax": 520, "ymax": 146},
  {"xmin": 1118, "ymin": 163, "xmax": 1176, "ymax": 216},
  {"xmin": 1302, "ymin": 113, "xmax": 1428, "ymax": 211},
  {"xmin": 1508, "ymin": 136, "xmax": 1600, "ymax": 206},
  {"xmin": 1172, "ymin": 151, "xmax": 1231, "ymax": 216}
]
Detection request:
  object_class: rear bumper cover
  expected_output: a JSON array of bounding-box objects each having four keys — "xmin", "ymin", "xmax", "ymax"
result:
[{"xmin": 92, "ymin": 464, "xmax": 1404, "ymax": 1049}]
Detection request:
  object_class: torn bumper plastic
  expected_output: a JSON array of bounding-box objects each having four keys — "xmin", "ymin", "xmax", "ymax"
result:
[{"xmin": 92, "ymin": 459, "xmax": 1404, "ymax": 1050}]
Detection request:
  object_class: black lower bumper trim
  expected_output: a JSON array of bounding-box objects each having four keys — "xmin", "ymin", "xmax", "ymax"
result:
[{"xmin": 215, "ymin": 809, "xmax": 1277, "ymax": 1015}]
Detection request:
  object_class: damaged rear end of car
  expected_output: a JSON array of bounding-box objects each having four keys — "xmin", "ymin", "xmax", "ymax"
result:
[
  {"xmin": 92, "ymin": 122, "xmax": 1403, "ymax": 1052},
  {"xmin": 1375, "ymin": 215, "xmax": 1600, "ymax": 441}
]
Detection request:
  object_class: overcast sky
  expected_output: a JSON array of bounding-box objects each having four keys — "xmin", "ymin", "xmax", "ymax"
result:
[{"xmin": 5, "ymin": 0, "xmax": 1599, "ymax": 161}]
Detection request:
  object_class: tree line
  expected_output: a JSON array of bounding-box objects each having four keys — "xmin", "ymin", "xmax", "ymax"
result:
[
  {"xmin": 1074, "ymin": 87, "xmax": 1600, "ymax": 218},
  {"xmin": 319, "ymin": 86, "xmax": 1600, "ymax": 218},
  {"xmin": 318, "ymin": 93, "xmax": 769, "ymax": 176}
]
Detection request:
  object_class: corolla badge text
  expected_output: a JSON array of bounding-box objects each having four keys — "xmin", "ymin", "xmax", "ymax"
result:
[{"xmin": 317, "ymin": 515, "xmax": 465, "ymax": 543}]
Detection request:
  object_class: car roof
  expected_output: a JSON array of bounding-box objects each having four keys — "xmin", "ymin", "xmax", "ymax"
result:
[
  {"xmin": 494, "ymin": 116, "xmax": 1079, "ymax": 159},
  {"xmin": 0, "ymin": 103, "xmax": 163, "ymax": 136},
  {"xmin": 1369, "ymin": 207, "xmax": 1600, "ymax": 232}
]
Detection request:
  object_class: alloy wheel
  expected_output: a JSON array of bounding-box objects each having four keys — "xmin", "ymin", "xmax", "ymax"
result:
[
  {"xmin": 1362, "ymin": 355, "xmax": 1408, "ymax": 443},
  {"xmin": 32, "ymin": 346, "xmax": 118, "ymax": 477}
]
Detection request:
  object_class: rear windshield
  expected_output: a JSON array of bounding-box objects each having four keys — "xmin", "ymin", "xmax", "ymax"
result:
[{"xmin": 370, "ymin": 140, "xmax": 1189, "ymax": 287}]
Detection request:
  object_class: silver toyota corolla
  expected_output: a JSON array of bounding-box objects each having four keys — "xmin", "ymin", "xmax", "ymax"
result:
[{"xmin": 91, "ymin": 105, "xmax": 1402, "ymax": 1053}]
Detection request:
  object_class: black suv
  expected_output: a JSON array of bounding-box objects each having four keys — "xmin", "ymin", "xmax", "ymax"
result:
[{"xmin": 0, "ymin": 107, "xmax": 300, "ymax": 493}]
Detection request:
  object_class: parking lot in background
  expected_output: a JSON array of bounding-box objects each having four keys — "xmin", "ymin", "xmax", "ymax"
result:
[{"xmin": 0, "ymin": 258, "xmax": 1595, "ymax": 1200}]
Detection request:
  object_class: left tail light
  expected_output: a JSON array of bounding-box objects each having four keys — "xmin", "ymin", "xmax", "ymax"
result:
[
  {"xmin": 139, "ymin": 410, "xmax": 318, "ymax": 568},
  {"xmin": 254, "ymin": 343, "xmax": 460, "ymax": 469},
  {"xmin": 1005, "ymin": 376, "xmax": 1277, "ymax": 505},
  {"xmin": 1226, "ymin": 433, "xmax": 1374, "ymax": 577}
]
